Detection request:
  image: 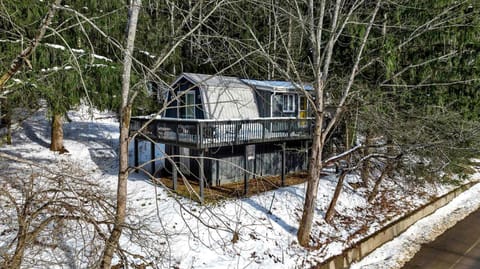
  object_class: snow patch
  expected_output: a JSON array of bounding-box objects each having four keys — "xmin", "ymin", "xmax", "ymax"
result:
[
  {"xmin": 93, "ymin": 54, "xmax": 113, "ymax": 62},
  {"xmin": 45, "ymin": 43, "xmax": 66, "ymax": 50}
]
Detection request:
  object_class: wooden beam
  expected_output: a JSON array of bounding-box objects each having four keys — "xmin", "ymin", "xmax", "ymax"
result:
[
  {"xmin": 216, "ymin": 159, "xmax": 220, "ymax": 186},
  {"xmin": 199, "ymin": 150, "xmax": 205, "ymax": 204},
  {"xmin": 305, "ymin": 141, "xmax": 309, "ymax": 170},
  {"xmin": 134, "ymin": 138, "xmax": 139, "ymax": 173},
  {"xmin": 281, "ymin": 142, "xmax": 286, "ymax": 187},
  {"xmin": 150, "ymin": 141, "xmax": 155, "ymax": 176},
  {"xmin": 244, "ymin": 145, "xmax": 248, "ymax": 195},
  {"xmin": 172, "ymin": 147, "xmax": 177, "ymax": 191}
]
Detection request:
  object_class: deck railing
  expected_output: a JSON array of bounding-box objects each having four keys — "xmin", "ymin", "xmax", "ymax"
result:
[{"xmin": 130, "ymin": 117, "xmax": 314, "ymax": 149}]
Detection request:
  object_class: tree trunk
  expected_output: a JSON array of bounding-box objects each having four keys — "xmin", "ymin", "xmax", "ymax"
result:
[
  {"xmin": 325, "ymin": 170, "xmax": 348, "ymax": 224},
  {"xmin": 368, "ymin": 161, "xmax": 393, "ymax": 203},
  {"xmin": 297, "ymin": 0, "xmax": 327, "ymax": 247},
  {"xmin": 360, "ymin": 131, "xmax": 372, "ymax": 184},
  {"xmin": 286, "ymin": 5, "xmax": 293, "ymax": 74},
  {"xmin": 99, "ymin": 0, "xmax": 140, "ymax": 268},
  {"xmin": 297, "ymin": 110, "xmax": 324, "ymax": 246},
  {"xmin": 3, "ymin": 101, "xmax": 12, "ymax": 145},
  {"xmin": 6, "ymin": 225, "xmax": 27, "ymax": 269},
  {"xmin": 50, "ymin": 114, "xmax": 66, "ymax": 153}
]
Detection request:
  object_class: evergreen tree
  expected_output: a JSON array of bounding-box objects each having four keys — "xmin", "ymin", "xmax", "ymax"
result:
[{"xmin": 0, "ymin": 0, "xmax": 125, "ymax": 150}]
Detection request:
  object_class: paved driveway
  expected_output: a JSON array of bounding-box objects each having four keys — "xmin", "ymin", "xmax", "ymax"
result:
[{"xmin": 402, "ymin": 208, "xmax": 480, "ymax": 269}]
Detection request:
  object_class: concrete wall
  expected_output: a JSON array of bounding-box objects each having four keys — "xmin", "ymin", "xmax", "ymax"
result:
[{"xmin": 313, "ymin": 182, "xmax": 478, "ymax": 269}]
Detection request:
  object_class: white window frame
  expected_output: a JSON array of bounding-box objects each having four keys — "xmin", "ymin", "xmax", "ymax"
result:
[
  {"xmin": 182, "ymin": 91, "xmax": 196, "ymax": 119},
  {"xmin": 282, "ymin": 94, "xmax": 295, "ymax": 113}
]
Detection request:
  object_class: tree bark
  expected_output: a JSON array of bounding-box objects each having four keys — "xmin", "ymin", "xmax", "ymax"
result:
[
  {"xmin": 6, "ymin": 223, "xmax": 27, "ymax": 269},
  {"xmin": 50, "ymin": 114, "xmax": 65, "ymax": 152},
  {"xmin": 325, "ymin": 170, "xmax": 348, "ymax": 223},
  {"xmin": 360, "ymin": 131, "xmax": 372, "ymax": 184},
  {"xmin": 297, "ymin": 104, "xmax": 324, "ymax": 246},
  {"xmin": 297, "ymin": 0, "xmax": 381, "ymax": 247},
  {"xmin": 368, "ymin": 161, "xmax": 393, "ymax": 203},
  {"xmin": 286, "ymin": 5, "xmax": 293, "ymax": 74},
  {"xmin": 2, "ymin": 101, "xmax": 12, "ymax": 145},
  {"xmin": 99, "ymin": 0, "xmax": 140, "ymax": 268},
  {"xmin": 297, "ymin": 0, "xmax": 327, "ymax": 247}
]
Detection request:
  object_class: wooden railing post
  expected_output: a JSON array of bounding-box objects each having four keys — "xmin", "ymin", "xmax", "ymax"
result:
[
  {"xmin": 262, "ymin": 120, "xmax": 266, "ymax": 141},
  {"xmin": 234, "ymin": 121, "xmax": 239, "ymax": 144},
  {"xmin": 175, "ymin": 121, "xmax": 179, "ymax": 145},
  {"xmin": 198, "ymin": 121, "xmax": 203, "ymax": 148},
  {"xmin": 288, "ymin": 119, "xmax": 292, "ymax": 138}
]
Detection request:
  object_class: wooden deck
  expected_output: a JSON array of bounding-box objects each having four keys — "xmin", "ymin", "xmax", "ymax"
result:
[{"xmin": 130, "ymin": 117, "xmax": 314, "ymax": 149}]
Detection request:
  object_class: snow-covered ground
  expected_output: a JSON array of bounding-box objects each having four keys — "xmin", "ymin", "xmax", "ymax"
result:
[
  {"xmin": 1, "ymin": 106, "xmax": 479, "ymax": 268},
  {"xmin": 351, "ymin": 181, "xmax": 480, "ymax": 269}
]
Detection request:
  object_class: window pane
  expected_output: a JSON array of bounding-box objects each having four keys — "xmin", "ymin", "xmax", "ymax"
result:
[
  {"xmin": 180, "ymin": 92, "xmax": 195, "ymax": 119},
  {"xmin": 185, "ymin": 93, "xmax": 195, "ymax": 119},
  {"xmin": 282, "ymin": 95, "xmax": 295, "ymax": 112},
  {"xmin": 300, "ymin": 96, "xmax": 307, "ymax": 110}
]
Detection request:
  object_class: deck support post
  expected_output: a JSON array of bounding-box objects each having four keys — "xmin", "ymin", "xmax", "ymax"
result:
[
  {"xmin": 172, "ymin": 147, "xmax": 178, "ymax": 191},
  {"xmin": 215, "ymin": 159, "xmax": 220, "ymax": 186},
  {"xmin": 199, "ymin": 150, "xmax": 205, "ymax": 204},
  {"xmin": 244, "ymin": 145, "xmax": 248, "ymax": 195},
  {"xmin": 281, "ymin": 142, "xmax": 286, "ymax": 187},
  {"xmin": 305, "ymin": 141, "xmax": 309, "ymax": 170},
  {"xmin": 150, "ymin": 141, "xmax": 155, "ymax": 176},
  {"xmin": 253, "ymin": 152, "xmax": 256, "ymax": 180},
  {"xmin": 134, "ymin": 138, "xmax": 139, "ymax": 173}
]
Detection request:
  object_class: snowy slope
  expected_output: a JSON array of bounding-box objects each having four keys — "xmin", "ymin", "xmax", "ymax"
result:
[{"xmin": 1, "ymin": 106, "xmax": 478, "ymax": 268}]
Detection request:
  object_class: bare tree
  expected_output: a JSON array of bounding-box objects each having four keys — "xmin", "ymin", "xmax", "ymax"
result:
[
  {"xmin": 0, "ymin": 153, "xmax": 112, "ymax": 269},
  {"xmin": 267, "ymin": 0, "xmax": 383, "ymax": 247},
  {"xmin": 99, "ymin": 0, "xmax": 141, "ymax": 267}
]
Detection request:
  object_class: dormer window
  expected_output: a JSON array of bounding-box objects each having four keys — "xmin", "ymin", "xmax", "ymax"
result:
[
  {"xmin": 180, "ymin": 91, "xmax": 195, "ymax": 119},
  {"xmin": 282, "ymin": 94, "xmax": 295, "ymax": 113}
]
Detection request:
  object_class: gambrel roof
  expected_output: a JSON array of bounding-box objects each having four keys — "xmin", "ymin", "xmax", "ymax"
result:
[
  {"xmin": 171, "ymin": 73, "xmax": 314, "ymax": 120},
  {"xmin": 241, "ymin": 78, "xmax": 313, "ymax": 92},
  {"xmin": 174, "ymin": 73, "xmax": 259, "ymax": 120}
]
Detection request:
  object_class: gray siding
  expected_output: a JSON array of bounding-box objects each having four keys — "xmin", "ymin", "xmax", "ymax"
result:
[{"xmin": 254, "ymin": 90, "xmax": 272, "ymax": 117}]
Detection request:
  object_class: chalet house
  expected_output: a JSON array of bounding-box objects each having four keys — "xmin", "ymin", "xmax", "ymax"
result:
[{"xmin": 130, "ymin": 73, "xmax": 315, "ymax": 197}]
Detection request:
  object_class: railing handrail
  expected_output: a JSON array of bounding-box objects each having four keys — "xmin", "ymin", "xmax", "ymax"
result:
[
  {"xmin": 130, "ymin": 116, "xmax": 314, "ymax": 149},
  {"xmin": 131, "ymin": 116, "xmax": 314, "ymax": 123}
]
